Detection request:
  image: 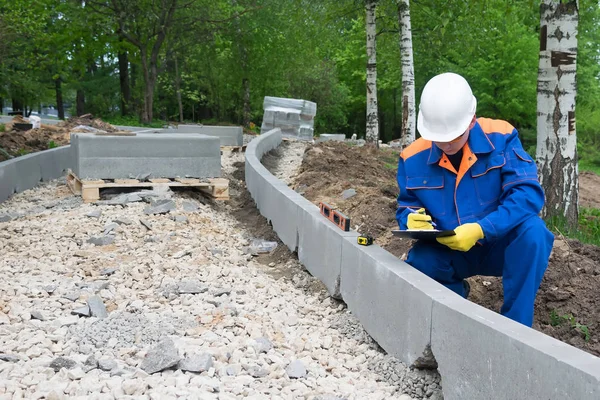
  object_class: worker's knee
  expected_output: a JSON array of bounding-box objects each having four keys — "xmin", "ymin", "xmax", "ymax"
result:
[
  {"xmin": 512, "ymin": 216, "xmax": 554, "ymax": 249},
  {"xmin": 504, "ymin": 216, "xmax": 554, "ymax": 282},
  {"xmin": 406, "ymin": 242, "xmax": 457, "ymax": 283}
]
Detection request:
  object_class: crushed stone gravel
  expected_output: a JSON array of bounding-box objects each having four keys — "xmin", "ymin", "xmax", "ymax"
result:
[{"xmin": 0, "ymin": 145, "xmax": 442, "ymax": 399}]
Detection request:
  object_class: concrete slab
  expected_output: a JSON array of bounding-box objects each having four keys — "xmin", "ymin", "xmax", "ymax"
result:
[
  {"xmin": 113, "ymin": 125, "xmax": 163, "ymax": 133},
  {"xmin": 76, "ymin": 158, "xmax": 220, "ymax": 180},
  {"xmin": 172, "ymin": 125, "xmax": 243, "ymax": 146},
  {"xmin": 431, "ymin": 295, "xmax": 600, "ymax": 400},
  {"xmin": 297, "ymin": 201, "xmax": 359, "ymax": 298},
  {"xmin": 317, "ymin": 134, "xmax": 346, "ymax": 142},
  {"xmin": 72, "ymin": 133, "xmax": 219, "ymax": 158},
  {"xmin": 339, "ymin": 239, "xmax": 453, "ymax": 366},
  {"xmin": 71, "ymin": 133, "xmax": 221, "ymax": 179}
]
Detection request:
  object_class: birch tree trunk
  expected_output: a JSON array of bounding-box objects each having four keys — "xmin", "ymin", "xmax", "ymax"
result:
[
  {"xmin": 536, "ymin": 0, "xmax": 579, "ymax": 227},
  {"xmin": 365, "ymin": 0, "xmax": 379, "ymax": 147},
  {"xmin": 397, "ymin": 0, "xmax": 415, "ymax": 147}
]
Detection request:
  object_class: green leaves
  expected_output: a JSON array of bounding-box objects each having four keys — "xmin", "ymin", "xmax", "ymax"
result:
[{"xmin": 1, "ymin": 0, "xmax": 598, "ymax": 144}]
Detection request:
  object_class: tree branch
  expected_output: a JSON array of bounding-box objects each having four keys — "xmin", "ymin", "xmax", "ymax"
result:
[
  {"xmin": 175, "ymin": 5, "xmax": 263, "ymax": 27},
  {"xmin": 377, "ymin": 28, "xmax": 399, "ymax": 36},
  {"xmin": 150, "ymin": 0, "xmax": 178, "ymax": 67}
]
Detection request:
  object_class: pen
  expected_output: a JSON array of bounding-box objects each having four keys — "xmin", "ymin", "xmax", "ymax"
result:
[{"xmin": 408, "ymin": 208, "xmax": 437, "ymax": 228}]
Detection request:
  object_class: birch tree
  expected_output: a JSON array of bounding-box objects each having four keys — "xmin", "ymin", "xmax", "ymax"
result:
[
  {"xmin": 536, "ymin": 0, "xmax": 579, "ymax": 227},
  {"xmin": 397, "ymin": 0, "xmax": 415, "ymax": 147},
  {"xmin": 365, "ymin": 0, "xmax": 379, "ymax": 146}
]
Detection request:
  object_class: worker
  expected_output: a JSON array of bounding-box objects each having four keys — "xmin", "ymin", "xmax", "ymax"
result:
[{"xmin": 395, "ymin": 72, "xmax": 554, "ymax": 327}]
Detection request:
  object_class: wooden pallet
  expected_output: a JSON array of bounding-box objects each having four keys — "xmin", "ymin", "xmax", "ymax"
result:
[
  {"xmin": 66, "ymin": 169, "xmax": 229, "ymax": 203},
  {"xmin": 220, "ymin": 145, "xmax": 247, "ymax": 154}
]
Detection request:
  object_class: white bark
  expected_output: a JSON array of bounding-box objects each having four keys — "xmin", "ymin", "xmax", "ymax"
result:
[
  {"xmin": 365, "ymin": 0, "xmax": 379, "ymax": 146},
  {"xmin": 398, "ymin": 0, "xmax": 415, "ymax": 147},
  {"xmin": 536, "ymin": 0, "xmax": 579, "ymax": 226}
]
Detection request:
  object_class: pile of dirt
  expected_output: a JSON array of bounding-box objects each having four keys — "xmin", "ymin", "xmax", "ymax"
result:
[
  {"xmin": 293, "ymin": 142, "xmax": 411, "ymax": 252},
  {"xmin": 292, "ymin": 140, "xmax": 600, "ymax": 357},
  {"xmin": 0, "ymin": 114, "xmax": 119, "ymax": 162}
]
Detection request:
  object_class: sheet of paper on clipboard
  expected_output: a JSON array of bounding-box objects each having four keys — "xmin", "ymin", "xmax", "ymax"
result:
[{"xmin": 391, "ymin": 229, "xmax": 456, "ymax": 240}]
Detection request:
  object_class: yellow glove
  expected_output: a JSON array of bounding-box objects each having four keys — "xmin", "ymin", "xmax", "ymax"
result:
[
  {"xmin": 437, "ymin": 223, "xmax": 484, "ymax": 252},
  {"xmin": 407, "ymin": 208, "xmax": 434, "ymax": 230}
]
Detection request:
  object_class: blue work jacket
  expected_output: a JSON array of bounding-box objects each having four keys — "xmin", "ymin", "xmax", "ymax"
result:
[{"xmin": 396, "ymin": 118, "xmax": 545, "ymax": 242}]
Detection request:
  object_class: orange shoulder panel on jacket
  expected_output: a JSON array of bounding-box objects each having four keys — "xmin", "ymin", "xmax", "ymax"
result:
[
  {"xmin": 477, "ymin": 118, "xmax": 515, "ymax": 135},
  {"xmin": 400, "ymin": 138, "xmax": 432, "ymax": 160}
]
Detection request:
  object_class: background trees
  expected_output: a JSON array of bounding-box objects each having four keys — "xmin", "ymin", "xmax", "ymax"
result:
[{"xmin": 1, "ymin": 0, "xmax": 599, "ymax": 173}]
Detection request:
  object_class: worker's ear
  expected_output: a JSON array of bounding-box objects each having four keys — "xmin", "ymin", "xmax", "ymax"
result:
[{"xmin": 468, "ymin": 115, "xmax": 477, "ymax": 130}]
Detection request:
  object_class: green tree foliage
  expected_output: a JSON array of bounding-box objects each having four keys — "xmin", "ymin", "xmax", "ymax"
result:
[
  {"xmin": 0, "ymin": 1, "xmax": 54, "ymax": 113},
  {"xmin": 1, "ymin": 0, "xmax": 599, "ymax": 162}
]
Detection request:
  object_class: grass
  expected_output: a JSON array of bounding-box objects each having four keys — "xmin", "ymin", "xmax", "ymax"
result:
[
  {"xmin": 0, "ymin": 147, "xmax": 12, "ymax": 159},
  {"xmin": 549, "ymin": 310, "xmax": 591, "ymax": 342},
  {"xmin": 47, "ymin": 140, "xmax": 58, "ymax": 149},
  {"xmin": 0, "ymin": 123, "xmax": 5, "ymax": 133},
  {"xmin": 579, "ymin": 159, "xmax": 600, "ymax": 175},
  {"xmin": 546, "ymin": 208, "xmax": 600, "ymax": 247}
]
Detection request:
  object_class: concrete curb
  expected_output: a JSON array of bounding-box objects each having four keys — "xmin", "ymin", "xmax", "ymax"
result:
[
  {"xmin": 0, "ymin": 146, "xmax": 73, "ymax": 203},
  {"xmin": 245, "ymin": 129, "xmax": 600, "ymax": 400}
]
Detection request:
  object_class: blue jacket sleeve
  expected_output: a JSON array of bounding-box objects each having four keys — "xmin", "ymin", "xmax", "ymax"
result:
[
  {"xmin": 396, "ymin": 156, "xmax": 425, "ymax": 229},
  {"xmin": 478, "ymin": 131, "xmax": 545, "ymax": 240}
]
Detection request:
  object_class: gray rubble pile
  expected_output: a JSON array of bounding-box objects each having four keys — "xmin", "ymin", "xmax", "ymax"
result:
[{"xmin": 260, "ymin": 96, "xmax": 317, "ymax": 141}]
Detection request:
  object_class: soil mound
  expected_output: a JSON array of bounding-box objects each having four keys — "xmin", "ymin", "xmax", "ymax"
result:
[{"xmin": 0, "ymin": 114, "xmax": 118, "ymax": 161}]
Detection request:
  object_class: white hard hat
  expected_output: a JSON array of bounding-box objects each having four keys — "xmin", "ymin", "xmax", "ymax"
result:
[{"xmin": 417, "ymin": 73, "xmax": 477, "ymax": 142}]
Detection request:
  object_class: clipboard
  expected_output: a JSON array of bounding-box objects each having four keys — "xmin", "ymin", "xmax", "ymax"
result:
[{"xmin": 392, "ymin": 229, "xmax": 456, "ymax": 240}]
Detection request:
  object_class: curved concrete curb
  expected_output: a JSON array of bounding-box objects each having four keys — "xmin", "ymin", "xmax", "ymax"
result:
[
  {"xmin": 0, "ymin": 146, "xmax": 73, "ymax": 203},
  {"xmin": 245, "ymin": 129, "xmax": 600, "ymax": 400}
]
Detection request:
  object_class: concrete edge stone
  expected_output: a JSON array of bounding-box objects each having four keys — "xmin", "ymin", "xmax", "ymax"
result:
[
  {"xmin": 297, "ymin": 203, "xmax": 359, "ymax": 297},
  {"xmin": 245, "ymin": 127, "xmax": 600, "ymax": 398},
  {"xmin": 0, "ymin": 145, "xmax": 72, "ymax": 204},
  {"xmin": 264, "ymin": 184, "xmax": 301, "ymax": 251},
  {"xmin": 13, "ymin": 153, "xmax": 43, "ymax": 192},
  {"xmin": 0, "ymin": 158, "xmax": 18, "ymax": 202},
  {"xmin": 340, "ymin": 238, "xmax": 438, "ymax": 365},
  {"xmin": 431, "ymin": 295, "xmax": 600, "ymax": 399}
]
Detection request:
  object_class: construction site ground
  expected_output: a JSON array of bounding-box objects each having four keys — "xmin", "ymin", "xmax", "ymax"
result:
[
  {"xmin": 289, "ymin": 140, "xmax": 600, "ymax": 358},
  {"xmin": 0, "ymin": 130, "xmax": 443, "ymax": 399}
]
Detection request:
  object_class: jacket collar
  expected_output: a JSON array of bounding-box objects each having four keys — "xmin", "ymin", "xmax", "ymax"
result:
[{"xmin": 426, "ymin": 120, "xmax": 495, "ymax": 165}]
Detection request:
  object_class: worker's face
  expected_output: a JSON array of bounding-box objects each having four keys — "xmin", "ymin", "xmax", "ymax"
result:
[
  {"xmin": 435, "ymin": 130, "xmax": 470, "ymax": 155},
  {"xmin": 434, "ymin": 115, "xmax": 476, "ymax": 155}
]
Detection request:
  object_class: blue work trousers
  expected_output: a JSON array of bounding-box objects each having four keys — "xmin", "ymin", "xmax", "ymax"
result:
[{"xmin": 406, "ymin": 216, "xmax": 554, "ymax": 326}]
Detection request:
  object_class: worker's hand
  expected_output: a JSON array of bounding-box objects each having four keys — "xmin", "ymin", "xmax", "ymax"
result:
[
  {"xmin": 437, "ymin": 223, "xmax": 484, "ymax": 251},
  {"xmin": 407, "ymin": 208, "xmax": 434, "ymax": 230}
]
